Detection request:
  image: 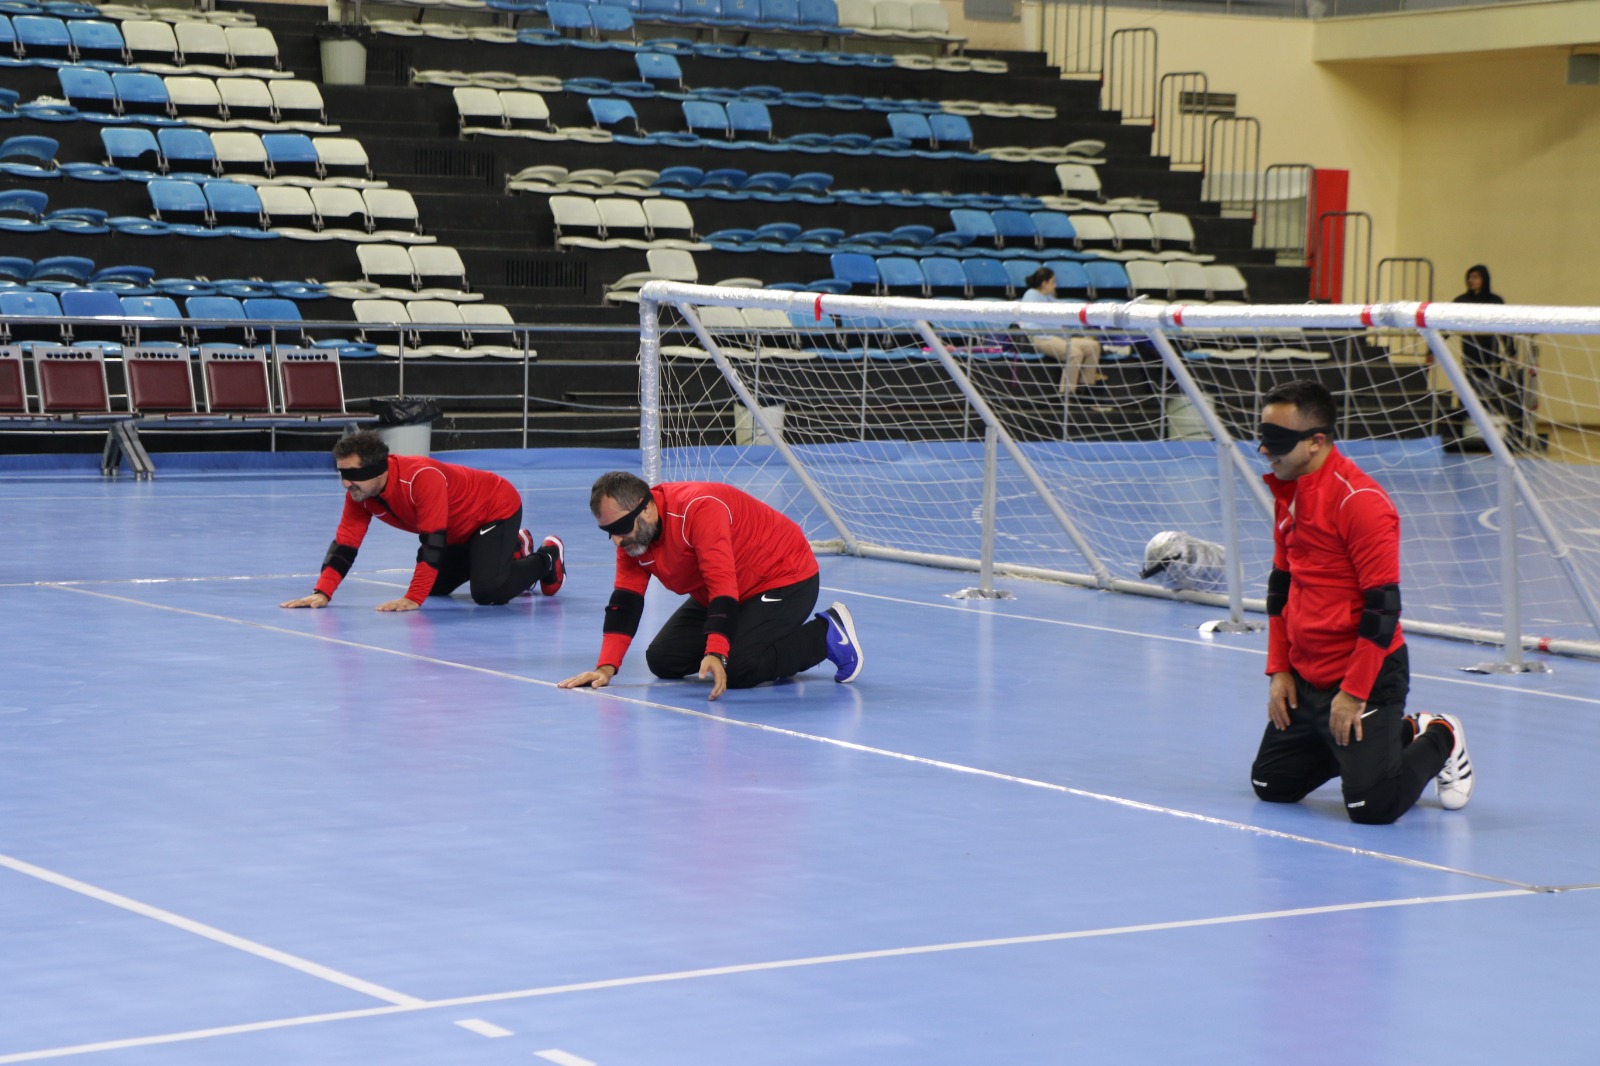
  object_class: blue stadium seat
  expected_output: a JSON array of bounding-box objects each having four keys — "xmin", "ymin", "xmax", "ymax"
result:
[
  {"xmin": 696, "ymin": 167, "xmax": 746, "ymax": 191},
  {"xmin": 0, "ymin": 17, "xmax": 16, "ymax": 64},
  {"xmin": 0, "ymin": 291, "xmax": 66, "ymax": 345},
  {"xmin": 1032, "ymin": 211, "xmax": 1077, "ymax": 248},
  {"xmin": 546, "ymin": 0, "xmax": 594, "ymax": 36},
  {"xmin": 682, "ymin": 100, "xmax": 729, "ymax": 139},
  {"xmin": 202, "ymin": 182, "xmax": 264, "ymax": 230},
  {"xmin": 787, "ymin": 171, "xmax": 834, "ymax": 196},
  {"xmin": 758, "ymin": 0, "xmax": 801, "ymax": 25},
  {"xmin": 101, "ymin": 127, "xmax": 161, "ymax": 172},
  {"xmin": 991, "ymin": 209, "xmax": 1039, "ymax": 252},
  {"xmin": 156, "ymin": 127, "xmax": 217, "ymax": 176},
  {"xmin": 885, "ymin": 224, "xmax": 934, "ymax": 249},
  {"xmin": 751, "ymin": 221, "xmax": 801, "ymax": 249},
  {"xmin": 31, "ymin": 255, "xmax": 93, "ymax": 284},
  {"xmin": 949, "ymin": 208, "xmax": 997, "ymax": 249},
  {"xmin": 59, "ymin": 287, "xmax": 125, "ymax": 325},
  {"xmin": 726, "ymin": 100, "xmax": 773, "ymax": 142},
  {"xmin": 886, "ymin": 112, "xmax": 933, "ymax": 147},
  {"xmin": 639, "ymin": 0, "xmax": 682, "ymax": 19},
  {"xmin": 653, "ymin": 165, "xmax": 704, "ymax": 189},
  {"xmin": 588, "ymin": 97, "xmax": 641, "ymax": 134},
  {"xmin": 0, "ymin": 134, "xmax": 56, "ymax": 176},
  {"xmin": 0, "ymin": 256, "xmax": 33, "ymax": 282},
  {"xmin": 828, "ymin": 251, "xmax": 877, "ymax": 292},
  {"xmin": 0, "ymin": 188, "xmax": 48, "ymax": 231},
  {"xmin": 876, "ymin": 256, "xmax": 924, "ymax": 295},
  {"xmin": 261, "ymin": 133, "xmax": 321, "ymax": 178},
  {"xmin": 634, "ymin": 51, "xmax": 684, "ymax": 89},
  {"xmin": 56, "ymin": 66, "xmax": 116, "ymax": 113},
  {"xmin": 588, "ymin": 4, "xmax": 635, "ymax": 39},
  {"xmin": 742, "ymin": 170, "xmax": 793, "ymax": 192},
  {"xmin": 1084, "ymin": 260, "xmax": 1131, "ymax": 300},
  {"xmin": 962, "ymin": 257, "xmax": 1010, "ymax": 296},
  {"xmin": 796, "ymin": 0, "xmax": 838, "ymax": 26},
  {"xmin": 928, "ymin": 113, "xmax": 975, "ymax": 151},
  {"xmin": 12, "ymin": 15, "xmax": 72, "ymax": 61},
  {"xmin": 185, "ymin": 296, "xmax": 249, "ymax": 340},
  {"xmin": 148, "ymin": 179, "xmax": 210, "ymax": 225},
  {"xmin": 920, "ymin": 256, "xmax": 967, "ymax": 296},
  {"xmin": 110, "ymin": 72, "xmax": 169, "ymax": 117},
  {"xmin": 65, "ymin": 18, "xmax": 122, "ymax": 64}
]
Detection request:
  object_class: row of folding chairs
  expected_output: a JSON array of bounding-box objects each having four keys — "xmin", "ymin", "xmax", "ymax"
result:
[
  {"xmin": 350, "ymin": 300, "xmax": 531, "ymax": 359},
  {"xmin": 550, "ymin": 195, "xmax": 704, "ymax": 250},
  {"xmin": 0, "ymin": 260, "xmax": 328, "ymax": 301},
  {"xmin": 0, "ymin": 289, "xmax": 316, "ymax": 346},
  {"xmin": 0, "ymin": 187, "xmax": 133, "ymax": 234},
  {"xmin": 101, "ymin": 125, "xmax": 344, "ymax": 179},
  {"xmin": 2, "ymin": 15, "xmax": 126, "ymax": 65},
  {"xmin": 0, "ymin": 343, "xmax": 353, "ymax": 420},
  {"xmin": 118, "ymin": 19, "xmax": 282, "ymax": 73},
  {"xmin": 143, "ymin": 180, "xmax": 426, "ymax": 241},
  {"xmin": 108, "ymin": 130, "xmax": 374, "ymax": 185},
  {"xmin": 827, "ymin": 254, "xmax": 1251, "ymax": 301},
  {"xmin": 355, "ymin": 245, "xmax": 474, "ymax": 296},
  {"xmin": 61, "ymin": 69, "xmax": 329, "ymax": 129}
]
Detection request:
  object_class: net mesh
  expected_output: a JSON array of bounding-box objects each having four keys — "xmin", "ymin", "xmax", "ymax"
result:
[{"xmin": 647, "ymin": 294, "xmax": 1600, "ymax": 650}]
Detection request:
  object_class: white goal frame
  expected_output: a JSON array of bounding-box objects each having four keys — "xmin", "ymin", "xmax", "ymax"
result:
[{"xmin": 639, "ymin": 281, "xmax": 1600, "ymax": 666}]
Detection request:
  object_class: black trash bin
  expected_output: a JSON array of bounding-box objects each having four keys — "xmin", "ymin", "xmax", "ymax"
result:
[{"xmin": 370, "ymin": 396, "xmax": 442, "ymax": 457}]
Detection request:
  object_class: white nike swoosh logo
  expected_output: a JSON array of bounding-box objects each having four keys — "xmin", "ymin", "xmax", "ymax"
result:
[
  {"xmin": 761, "ymin": 593, "xmax": 780, "ymax": 602},
  {"xmin": 1360, "ymin": 707, "xmax": 1380, "ymax": 718},
  {"xmin": 478, "ymin": 525, "xmax": 496, "ymax": 536}
]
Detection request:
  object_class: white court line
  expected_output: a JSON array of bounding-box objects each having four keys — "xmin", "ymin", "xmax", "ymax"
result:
[
  {"xmin": 826, "ymin": 585, "xmax": 1600, "ymax": 707},
  {"xmin": 454, "ymin": 1019, "xmax": 514, "ymax": 1038},
  {"xmin": 0, "ymin": 852, "xmax": 424, "ymax": 1009},
  {"xmin": 42, "ymin": 584, "xmax": 1547, "ymax": 891},
  {"xmin": 535, "ymin": 1050, "xmax": 597, "ymax": 1066},
  {"xmin": 0, "ymin": 888, "xmax": 1543, "ymax": 1064}
]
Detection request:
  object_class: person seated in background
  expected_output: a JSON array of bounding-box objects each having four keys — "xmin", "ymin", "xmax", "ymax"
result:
[{"xmin": 1018, "ymin": 266, "xmax": 1106, "ymax": 401}]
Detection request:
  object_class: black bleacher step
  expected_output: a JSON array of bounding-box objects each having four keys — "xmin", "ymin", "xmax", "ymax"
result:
[{"xmin": 408, "ymin": 191, "xmax": 544, "ymax": 232}]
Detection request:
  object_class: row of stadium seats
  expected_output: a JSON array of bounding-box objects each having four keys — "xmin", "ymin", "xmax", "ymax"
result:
[
  {"xmin": 380, "ymin": 20, "xmax": 1005, "ymax": 73},
  {"xmin": 829, "ymin": 254, "xmax": 1250, "ymax": 301},
  {"xmin": 58, "ymin": 69, "xmax": 330, "ymax": 128},
  {"xmin": 0, "ymin": 258, "xmax": 329, "ymax": 300}
]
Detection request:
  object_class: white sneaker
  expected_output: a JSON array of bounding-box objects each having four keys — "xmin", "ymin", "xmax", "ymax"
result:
[{"xmin": 1419, "ymin": 713, "xmax": 1474, "ymax": 810}]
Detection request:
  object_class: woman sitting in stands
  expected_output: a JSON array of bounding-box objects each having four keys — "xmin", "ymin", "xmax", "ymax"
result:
[{"xmin": 1019, "ymin": 266, "xmax": 1105, "ymax": 399}]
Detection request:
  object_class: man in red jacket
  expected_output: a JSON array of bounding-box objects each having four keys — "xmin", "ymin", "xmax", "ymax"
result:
[
  {"xmin": 279, "ymin": 430, "xmax": 564, "ymax": 612},
  {"xmin": 557, "ymin": 471, "xmax": 862, "ymax": 700},
  {"xmin": 1250, "ymin": 380, "xmax": 1474, "ymax": 822}
]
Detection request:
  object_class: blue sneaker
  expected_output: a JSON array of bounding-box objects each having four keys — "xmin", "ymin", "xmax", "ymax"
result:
[{"xmin": 818, "ymin": 601, "xmax": 863, "ymax": 683}]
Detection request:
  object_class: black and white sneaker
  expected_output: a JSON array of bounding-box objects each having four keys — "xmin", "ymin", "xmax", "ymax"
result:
[{"xmin": 1419, "ymin": 713, "xmax": 1474, "ymax": 810}]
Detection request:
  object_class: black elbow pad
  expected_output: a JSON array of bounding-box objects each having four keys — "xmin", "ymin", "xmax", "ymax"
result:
[
  {"xmin": 321, "ymin": 540, "xmax": 357, "ymax": 577},
  {"xmin": 1266, "ymin": 568, "xmax": 1290, "ymax": 617},
  {"xmin": 416, "ymin": 529, "xmax": 448, "ymax": 569},
  {"xmin": 603, "ymin": 589, "xmax": 645, "ymax": 636},
  {"xmin": 1358, "ymin": 583, "xmax": 1402, "ymax": 649},
  {"xmin": 702, "ymin": 595, "xmax": 738, "ymax": 638}
]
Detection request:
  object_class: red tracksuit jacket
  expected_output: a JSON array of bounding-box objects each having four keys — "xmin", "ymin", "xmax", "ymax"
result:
[
  {"xmin": 598, "ymin": 481, "xmax": 819, "ymax": 670},
  {"xmin": 1264, "ymin": 446, "xmax": 1405, "ymax": 700},
  {"xmin": 315, "ymin": 455, "xmax": 522, "ymax": 603}
]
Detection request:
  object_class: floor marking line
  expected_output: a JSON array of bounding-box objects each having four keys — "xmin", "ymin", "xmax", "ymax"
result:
[
  {"xmin": 0, "ymin": 852, "xmax": 426, "ymax": 1009},
  {"xmin": 0, "ymin": 888, "xmax": 1533, "ymax": 1064},
  {"xmin": 534, "ymin": 1051, "xmax": 597, "ymax": 1066},
  {"xmin": 454, "ymin": 1019, "xmax": 514, "ymax": 1038},
  {"xmin": 45, "ymin": 583, "xmax": 1542, "ymax": 890},
  {"xmin": 823, "ymin": 585, "xmax": 1600, "ymax": 707}
]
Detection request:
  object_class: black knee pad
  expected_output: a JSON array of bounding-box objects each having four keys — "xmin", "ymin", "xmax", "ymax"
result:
[
  {"xmin": 645, "ymin": 645, "xmax": 692, "ymax": 680},
  {"xmin": 1251, "ymin": 774, "xmax": 1310, "ymax": 804},
  {"xmin": 1345, "ymin": 800, "xmax": 1400, "ymax": 826}
]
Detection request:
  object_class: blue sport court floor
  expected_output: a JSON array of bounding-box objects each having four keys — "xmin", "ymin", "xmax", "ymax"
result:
[{"xmin": 4, "ymin": 447, "xmax": 1600, "ymax": 1065}]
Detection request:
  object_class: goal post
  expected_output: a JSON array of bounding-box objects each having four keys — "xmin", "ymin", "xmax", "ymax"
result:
[{"xmin": 638, "ymin": 281, "xmax": 1600, "ymax": 662}]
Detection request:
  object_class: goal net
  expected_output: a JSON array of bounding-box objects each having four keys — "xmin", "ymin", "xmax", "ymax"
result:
[{"xmin": 639, "ymin": 283, "xmax": 1600, "ymax": 661}]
